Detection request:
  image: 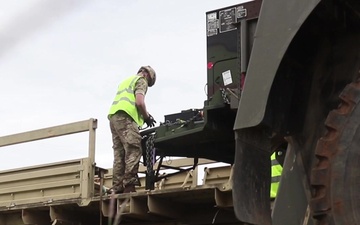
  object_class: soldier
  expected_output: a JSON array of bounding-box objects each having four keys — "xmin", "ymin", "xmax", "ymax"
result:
[
  {"xmin": 108, "ymin": 66, "xmax": 156, "ymax": 194},
  {"xmin": 270, "ymin": 151, "xmax": 284, "ymax": 199}
]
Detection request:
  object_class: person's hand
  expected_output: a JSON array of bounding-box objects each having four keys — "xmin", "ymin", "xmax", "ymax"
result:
[{"xmin": 144, "ymin": 114, "xmax": 156, "ymax": 127}]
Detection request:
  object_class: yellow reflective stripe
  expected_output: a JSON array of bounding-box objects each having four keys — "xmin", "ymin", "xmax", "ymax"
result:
[
  {"xmin": 116, "ymin": 76, "xmax": 140, "ymax": 95},
  {"xmin": 116, "ymin": 88, "xmax": 133, "ymax": 95},
  {"xmin": 112, "ymin": 76, "xmax": 140, "ymax": 105},
  {"xmin": 112, "ymin": 97, "xmax": 135, "ymax": 106}
]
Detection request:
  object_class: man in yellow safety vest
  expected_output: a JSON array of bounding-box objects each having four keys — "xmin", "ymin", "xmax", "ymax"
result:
[
  {"xmin": 270, "ymin": 151, "xmax": 283, "ymax": 199},
  {"xmin": 108, "ymin": 66, "xmax": 157, "ymax": 194}
]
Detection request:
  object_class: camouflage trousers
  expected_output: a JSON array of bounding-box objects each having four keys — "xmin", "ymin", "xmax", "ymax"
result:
[{"xmin": 109, "ymin": 111, "xmax": 142, "ymax": 192}]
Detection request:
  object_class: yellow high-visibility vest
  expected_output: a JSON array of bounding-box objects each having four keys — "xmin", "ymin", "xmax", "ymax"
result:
[
  {"xmin": 108, "ymin": 75, "xmax": 144, "ymax": 126},
  {"xmin": 270, "ymin": 152, "xmax": 282, "ymax": 198}
]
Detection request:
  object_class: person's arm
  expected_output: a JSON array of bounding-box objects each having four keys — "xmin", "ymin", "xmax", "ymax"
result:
[
  {"xmin": 135, "ymin": 93, "xmax": 149, "ymax": 119},
  {"xmin": 134, "ymin": 77, "xmax": 150, "ymax": 119}
]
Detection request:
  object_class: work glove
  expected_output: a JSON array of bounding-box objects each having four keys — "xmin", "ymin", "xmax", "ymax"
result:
[{"xmin": 144, "ymin": 114, "xmax": 156, "ymax": 127}]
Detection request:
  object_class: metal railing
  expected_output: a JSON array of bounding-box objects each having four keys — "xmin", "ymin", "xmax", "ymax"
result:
[{"xmin": 0, "ymin": 119, "xmax": 98, "ymax": 209}]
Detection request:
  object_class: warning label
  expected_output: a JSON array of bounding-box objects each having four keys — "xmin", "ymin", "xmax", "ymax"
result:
[
  {"xmin": 206, "ymin": 4, "xmax": 249, "ymax": 36},
  {"xmin": 219, "ymin": 7, "xmax": 236, "ymax": 33}
]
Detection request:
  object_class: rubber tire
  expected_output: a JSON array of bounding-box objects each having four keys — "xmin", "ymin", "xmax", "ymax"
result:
[{"xmin": 311, "ymin": 79, "xmax": 360, "ymax": 225}]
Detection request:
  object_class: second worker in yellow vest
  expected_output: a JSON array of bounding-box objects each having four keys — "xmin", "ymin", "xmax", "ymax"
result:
[
  {"xmin": 270, "ymin": 151, "xmax": 283, "ymax": 199},
  {"xmin": 108, "ymin": 66, "xmax": 157, "ymax": 194}
]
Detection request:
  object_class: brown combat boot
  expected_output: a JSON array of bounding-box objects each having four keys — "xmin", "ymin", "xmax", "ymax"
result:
[
  {"xmin": 107, "ymin": 180, "xmax": 125, "ymax": 195},
  {"xmin": 124, "ymin": 184, "xmax": 136, "ymax": 193},
  {"xmin": 113, "ymin": 188, "xmax": 124, "ymax": 194},
  {"xmin": 106, "ymin": 188, "xmax": 124, "ymax": 195}
]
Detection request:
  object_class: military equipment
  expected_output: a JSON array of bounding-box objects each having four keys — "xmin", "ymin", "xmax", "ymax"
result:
[
  {"xmin": 145, "ymin": 0, "xmax": 360, "ymax": 224},
  {"xmin": 1, "ymin": 0, "xmax": 360, "ymax": 224}
]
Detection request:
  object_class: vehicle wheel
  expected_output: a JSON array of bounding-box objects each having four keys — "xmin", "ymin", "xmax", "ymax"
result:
[{"xmin": 311, "ymin": 76, "xmax": 360, "ymax": 224}]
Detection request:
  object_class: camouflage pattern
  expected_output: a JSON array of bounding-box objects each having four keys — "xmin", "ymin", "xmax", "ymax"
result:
[
  {"xmin": 109, "ymin": 111, "xmax": 142, "ymax": 191},
  {"xmin": 137, "ymin": 66, "xmax": 156, "ymax": 87},
  {"xmin": 134, "ymin": 76, "xmax": 148, "ymax": 95}
]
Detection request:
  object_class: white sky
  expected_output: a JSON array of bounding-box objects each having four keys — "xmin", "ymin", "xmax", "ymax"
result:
[{"xmin": 0, "ymin": 0, "xmax": 245, "ymax": 171}]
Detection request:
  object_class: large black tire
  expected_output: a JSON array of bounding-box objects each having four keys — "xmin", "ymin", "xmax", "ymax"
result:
[{"xmin": 311, "ymin": 77, "xmax": 360, "ymax": 224}]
